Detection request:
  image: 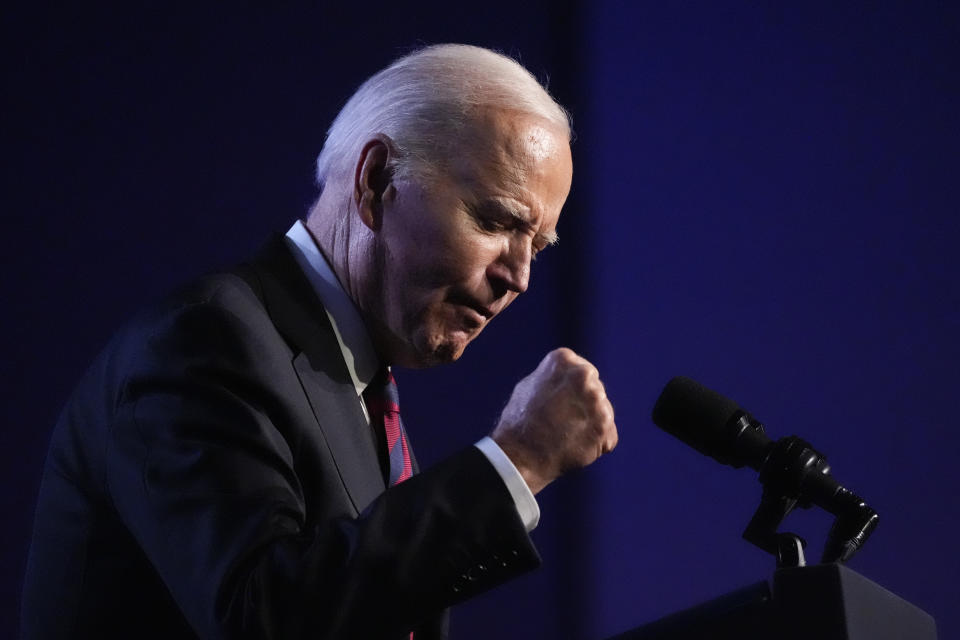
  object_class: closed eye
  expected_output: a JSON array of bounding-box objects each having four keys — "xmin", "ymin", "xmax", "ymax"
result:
[
  {"xmin": 477, "ymin": 214, "xmax": 511, "ymax": 232},
  {"xmin": 468, "ymin": 200, "xmax": 558, "ymax": 259},
  {"xmin": 469, "ymin": 202, "xmax": 517, "ymax": 233}
]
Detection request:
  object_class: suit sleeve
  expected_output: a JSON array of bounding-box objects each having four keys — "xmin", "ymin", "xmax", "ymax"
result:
[{"xmin": 105, "ymin": 285, "xmax": 540, "ymax": 640}]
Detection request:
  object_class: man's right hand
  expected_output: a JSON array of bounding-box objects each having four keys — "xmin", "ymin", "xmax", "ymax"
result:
[{"xmin": 491, "ymin": 348, "xmax": 618, "ymax": 495}]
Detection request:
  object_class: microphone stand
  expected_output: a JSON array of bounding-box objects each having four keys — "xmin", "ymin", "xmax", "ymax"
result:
[
  {"xmin": 617, "ymin": 377, "xmax": 934, "ymax": 638},
  {"xmin": 739, "ymin": 433, "xmax": 878, "ymax": 566}
]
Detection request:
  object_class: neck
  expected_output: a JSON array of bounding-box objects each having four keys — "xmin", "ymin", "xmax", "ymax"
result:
[
  {"xmin": 305, "ymin": 186, "xmax": 404, "ymax": 365},
  {"xmin": 305, "ymin": 187, "xmax": 363, "ymax": 300}
]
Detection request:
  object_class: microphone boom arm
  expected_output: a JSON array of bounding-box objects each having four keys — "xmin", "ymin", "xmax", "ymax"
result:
[{"xmin": 732, "ymin": 412, "xmax": 879, "ymax": 565}]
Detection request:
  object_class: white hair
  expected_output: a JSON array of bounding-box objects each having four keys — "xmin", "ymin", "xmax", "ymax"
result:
[{"xmin": 315, "ymin": 43, "xmax": 571, "ymax": 188}]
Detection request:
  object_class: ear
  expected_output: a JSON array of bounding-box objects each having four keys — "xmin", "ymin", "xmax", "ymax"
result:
[{"xmin": 353, "ymin": 135, "xmax": 396, "ymax": 231}]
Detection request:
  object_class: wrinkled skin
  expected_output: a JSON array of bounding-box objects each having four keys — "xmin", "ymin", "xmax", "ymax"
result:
[
  {"xmin": 492, "ymin": 348, "xmax": 618, "ymax": 494},
  {"xmin": 357, "ymin": 108, "xmax": 573, "ymax": 368},
  {"xmin": 309, "ymin": 107, "xmax": 617, "ymax": 493}
]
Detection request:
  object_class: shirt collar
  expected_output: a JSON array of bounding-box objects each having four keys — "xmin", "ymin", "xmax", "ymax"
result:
[{"xmin": 284, "ymin": 219, "xmax": 380, "ymax": 396}]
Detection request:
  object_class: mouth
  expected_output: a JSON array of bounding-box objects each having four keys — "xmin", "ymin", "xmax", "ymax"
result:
[
  {"xmin": 468, "ymin": 302, "xmax": 495, "ymax": 319},
  {"xmin": 447, "ymin": 292, "xmax": 495, "ymax": 325}
]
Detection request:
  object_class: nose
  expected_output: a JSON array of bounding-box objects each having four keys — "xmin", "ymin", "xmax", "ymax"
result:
[{"xmin": 488, "ymin": 235, "xmax": 531, "ymax": 295}]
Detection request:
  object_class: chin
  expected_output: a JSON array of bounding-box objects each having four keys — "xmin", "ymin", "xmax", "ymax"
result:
[{"xmin": 408, "ymin": 331, "xmax": 471, "ymax": 368}]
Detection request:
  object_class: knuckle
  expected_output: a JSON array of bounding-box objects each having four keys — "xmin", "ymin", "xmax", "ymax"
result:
[
  {"xmin": 550, "ymin": 347, "xmax": 581, "ymax": 368},
  {"xmin": 588, "ymin": 383, "xmax": 608, "ymax": 407},
  {"xmin": 587, "ymin": 390, "xmax": 603, "ymax": 411},
  {"xmin": 572, "ymin": 366, "xmax": 591, "ymax": 386},
  {"xmin": 590, "ymin": 417, "xmax": 606, "ymax": 439},
  {"xmin": 557, "ymin": 346, "xmax": 577, "ymax": 359},
  {"xmin": 541, "ymin": 350, "xmax": 567, "ymax": 375},
  {"xmin": 602, "ymin": 398, "xmax": 615, "ymax": 421}
]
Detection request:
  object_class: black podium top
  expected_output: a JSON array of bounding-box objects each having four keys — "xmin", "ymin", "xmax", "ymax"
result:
[{"xmin": 612, "ymin": 563, "xmax": 936, "ymax": 640}]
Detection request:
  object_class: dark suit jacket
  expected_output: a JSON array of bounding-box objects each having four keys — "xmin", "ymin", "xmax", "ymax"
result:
[{"xmin": 22, "ymin": 237, "xmax": 540, "ymax": 639}]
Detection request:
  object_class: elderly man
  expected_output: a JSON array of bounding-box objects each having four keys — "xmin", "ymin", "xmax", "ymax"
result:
[{"xmin": 22, "ymin": 44, "xmax": 617, "ymax": 639}]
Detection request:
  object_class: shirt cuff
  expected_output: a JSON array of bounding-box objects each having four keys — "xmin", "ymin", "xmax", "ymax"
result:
[{"xmin": 474, "ymin": 436, "xmax": 540, "ymax": 532}]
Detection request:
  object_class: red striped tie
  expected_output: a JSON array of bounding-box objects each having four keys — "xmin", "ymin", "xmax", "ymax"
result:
[
  {"xmin": 363, "ymin": 369, "xmax": 413, "ymax": 486},
  {"xmin": 363, "ymin": 369, "xmax": 415, "ymax": 639}
]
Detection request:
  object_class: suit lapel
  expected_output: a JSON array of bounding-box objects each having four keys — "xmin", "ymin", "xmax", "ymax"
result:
[
  {"xmin": 292, "ymin": 353, "xmax": 385, "ymax": 512},
  {"xmin": 237, "ymin": 235, "xmax": 386, "ymax": 513}
]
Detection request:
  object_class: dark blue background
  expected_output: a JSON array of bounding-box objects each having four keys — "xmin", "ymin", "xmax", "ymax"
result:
[{"xmin": 3, "ymin": 3, "xmax": 957, "ymax": 638}]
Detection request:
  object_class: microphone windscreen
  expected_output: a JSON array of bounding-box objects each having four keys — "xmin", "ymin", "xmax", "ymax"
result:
[{"xmin": 652, "ymin": 376, "xmax": 742, "ymax": 461}]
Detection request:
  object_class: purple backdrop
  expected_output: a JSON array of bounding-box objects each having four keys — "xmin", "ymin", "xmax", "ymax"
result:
[
  {"xmin": 580, "ymin": 3, "xmax": 959, "ymax": 637},
  {"xmin": 3, "ymin": 3, "xmax": 957, "ymax": 639}
]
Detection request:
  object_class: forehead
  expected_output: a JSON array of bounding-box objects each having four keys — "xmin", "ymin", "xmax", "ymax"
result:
[
  {"xmin": 462, "ymin": 107, "xmax": 568, "ymax": 171},
  {"xmin": 448, "ymin": 108, "xmax": 572, "ymax": 220}
]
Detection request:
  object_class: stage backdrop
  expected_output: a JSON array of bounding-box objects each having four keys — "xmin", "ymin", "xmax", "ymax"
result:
[
  {"xmin": 579, "ymin": 3, "xmax": 959, "ymax": 638},
  {"xmin": 3, "ymin": 3, "xmax": 957, "ymax": 639}
]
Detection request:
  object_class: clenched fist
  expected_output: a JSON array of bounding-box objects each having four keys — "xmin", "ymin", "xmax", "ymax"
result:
[{"xmin": 491, "ymin": 348, "xmax": 618, "ymax": 495}]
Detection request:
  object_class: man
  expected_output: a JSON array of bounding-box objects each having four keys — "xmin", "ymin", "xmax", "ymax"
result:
[{"xmin": 22, "ymin": 44, "xmax": 617, "ymax": 639}]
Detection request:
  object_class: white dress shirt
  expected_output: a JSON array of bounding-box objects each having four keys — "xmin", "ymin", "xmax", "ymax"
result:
[{"xmin": 284, "ymin": 220, "xmax": 540, "ymax": 531}]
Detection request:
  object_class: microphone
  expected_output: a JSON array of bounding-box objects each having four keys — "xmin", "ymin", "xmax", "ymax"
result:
[
  {"xmin": 652, "ymin": 376, "xmax": 878, "ymax": 563},
  {"xmin": 652, "ymin": 376, "xmax": 768, "ymax": 469}
]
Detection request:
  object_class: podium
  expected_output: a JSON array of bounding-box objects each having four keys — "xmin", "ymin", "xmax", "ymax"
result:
[{"xmin": 610, "ymin": 563, "xmax": 937, "ymax": 639}]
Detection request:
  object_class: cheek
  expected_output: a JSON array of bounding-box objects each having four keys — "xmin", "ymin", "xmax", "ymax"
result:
[{"xmin": 412, "ymin": 229, "xmax": 498, "ymax": 289}]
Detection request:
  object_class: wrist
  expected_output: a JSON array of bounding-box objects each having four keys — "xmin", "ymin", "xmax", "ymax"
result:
[{"xmin": 491, "ymin": 436, "xmax": 552, "ymax": 495}]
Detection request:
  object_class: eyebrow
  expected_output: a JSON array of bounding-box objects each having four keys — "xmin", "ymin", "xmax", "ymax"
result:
[{"xmin": 487, "ymin": 197, "xmax": 560, "ymax": 247}]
